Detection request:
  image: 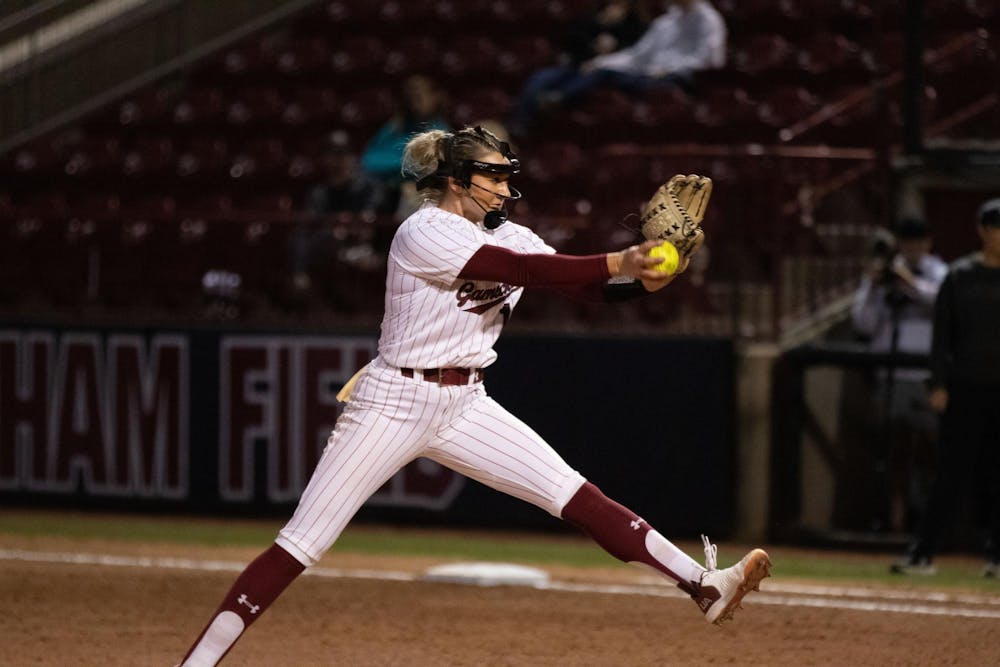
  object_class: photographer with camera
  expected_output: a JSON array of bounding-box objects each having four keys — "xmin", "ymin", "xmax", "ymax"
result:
[{"xmin": 851, "ymin": 217, "xmax": 948, "ymax": 534}]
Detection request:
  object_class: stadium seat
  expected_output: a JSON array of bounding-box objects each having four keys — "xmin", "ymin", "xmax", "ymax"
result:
[
  {"xmin": 176, "ymin": 193, "xmax": 235, "ymax": 219},
  {"xmin": 172, "ymin": 89, "xmax": 226, "ymax": 127},
  {"xmin": 716, "ymin": 0, "xmax": 804, "ymax": 34},
  {"xmin": 238, "ymin": 191, "xmax": 298, "ymax": 219},
  {"xmin": 731, "ymin": 33, "xmax": 795, "ymax": 75},
  {"xmin": 275, "ymin": 37, "xmax": 331, "ymax": 80},
  {"xmin": 156, "ymin": 216, "xmax": 210, "ymax": 310},
  {"xmin": 757, "ymin": 86, "xmax": 823, "ymax": 134},
  {"xmin": 439, "ymin": 35, "xmax": 500, "ymax": 79},
  {"xmin": 94, "ymin": 216, "xmax": 157, "ymax": 308},
  {"xmin": 6, "ymin": 138, "xmax": 67, "ymax": 179},
  {"xmin": 871, "ymin": 31, "xmax": 905, "ymax": 72},
  {"xmin": 376, "ymin": 0, "xmax": 439, "ymax": 24},
  {"xmin": 15, "ymin": 191, "xmax": 72, "ymax": 219},
  {"xmin": 124, "ymin": 194, "xmax": 178, "ymax": 219},
  {"xmin": 198, "ymin": 218, "xmax": 290, "ymax": 311},
  {"xmin": 226, "ymin": 87, "xmax": 286, "ymax": 128},
  {"xmin": 121, "ymin": 136, "xmax": 176, "ymax": 178},
  {"xmin": 544, "ymin": 89, "xmax": 642, "ymax": 144},
  {"xmin": 117, "ymin": 88, "xmax": 173, "ymax": 127},
  {"xmin": 319, "ymin": 0, "xmax": 444, "ymax": 35},
  {"xmin": 383, "ymin": 36, "xmax": 440, "ymax": 76},
  {"xmin": 330, "ymin": 36, "xmax": 386, "ymax": 83},
  {"xmin": 432, "ymin": 0, "xmax": 497, "ymax": 28},
  {"xmin": 197, "ymin": 36, "xmax": 281, "ymax": 85},
  {"xmin": 0, "ymin": 216, "xmax": 62, "ymax": 305},
  {"xmin": 927, "ymin": 0, "xmax": 997, "ymax": 30},
  {"xmin": 496, "ymin": 35, "xmax": 557, "ymax": 81},
  {"xmin": 280, "ymin": 87, "xmax": 340, "ymax": 129},
  {"xmin": 337, "ymin": 87, "xmax": 395, "ymax": 132},
  {"xmin": 61, "ymin": 137, "xmax": 123, "ymax": 180},
  {"xmin": 795, "ymin": 32, "xmax": 869, "ymax": 80},
  {"xmin": 521, "ymin": 141, "xmax": 586, "ymax": 187},
  {"xmin": 629, "ymin": 87, "xmax": 699, "ymax": 142},
  {"xmin": 692, "ymin": 87, "xmax": 763, "ymax": 142},
  {"xmin": 587, "ymin": 154, "xmax": 661, "ymax": 211},
  {"xmin": 226, "ymin": 138, "xmax": 289, "ymax": 187},
  {"xmin": 285, "ymin": 152, "xmax": 320, "ymax": 182},
  {"xmin": 449, "ymin": 87, "xmax": 512, "ymax": 127},
  {"xmin": 174, "ymin": 137, "xmax": 231, "ymax": 180}
]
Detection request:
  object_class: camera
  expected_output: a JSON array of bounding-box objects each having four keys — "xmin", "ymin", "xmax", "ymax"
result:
[{"xmin": 868, "ymin": 228, "xmax": 899, "ymax": 286}]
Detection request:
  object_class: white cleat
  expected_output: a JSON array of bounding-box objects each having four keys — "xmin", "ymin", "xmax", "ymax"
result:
[{"xmin": 693, "ymin": 535, "xmax": 771, "ymax": 625}]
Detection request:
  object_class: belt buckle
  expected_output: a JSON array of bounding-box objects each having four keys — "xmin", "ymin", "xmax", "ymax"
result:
[{"xmin": 433, "ymin": 368, "xmax": 444, "ymax": 385}]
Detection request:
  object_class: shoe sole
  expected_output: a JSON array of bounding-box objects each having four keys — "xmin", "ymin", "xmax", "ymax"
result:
[{"xmin": 711, "ymin": 549, "xmax": 772, "ymax": 626}]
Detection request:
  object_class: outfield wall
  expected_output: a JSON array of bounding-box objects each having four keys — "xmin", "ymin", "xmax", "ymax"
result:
[{"xmin": 0, "ymin": 324, "xmax": 736, "ymax": 537}]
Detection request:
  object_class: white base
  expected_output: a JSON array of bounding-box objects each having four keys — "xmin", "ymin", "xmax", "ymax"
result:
[{"xmin": 422, "ymin": 562, "xmax": 550, "ymax": 587}]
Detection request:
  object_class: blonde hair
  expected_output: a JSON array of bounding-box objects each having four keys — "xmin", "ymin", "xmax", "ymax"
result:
[
  {"xmin": 401, "ymin": 126, "xmax": 512, "ymax": 204},
  {"xmin": 401, "ymin": 129, "xmax": 450, "ymax": 203}
]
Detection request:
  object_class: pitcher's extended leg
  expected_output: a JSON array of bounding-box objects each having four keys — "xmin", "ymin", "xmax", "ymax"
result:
[
  {"xmin": 562, "ymin": 481, "xmax": 771, "ymax": 624},
  {"xmin": 561, "ymin": 481, "xmax": 706, "ymax": 594}
]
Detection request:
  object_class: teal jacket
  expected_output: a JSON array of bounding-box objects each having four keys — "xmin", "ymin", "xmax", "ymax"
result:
[{"xmin": 361, "ymin": 117, "xmax": 451, "ymax": 182}]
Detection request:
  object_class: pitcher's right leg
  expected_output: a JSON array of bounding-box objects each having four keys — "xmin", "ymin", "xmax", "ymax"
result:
[
  {"xmin": 180, "ymin": 544, "xmax": 304, "ymax": 667},
  {"xmin": 180, "ymin": 364, "xmax": 442, "ymax": 665}
]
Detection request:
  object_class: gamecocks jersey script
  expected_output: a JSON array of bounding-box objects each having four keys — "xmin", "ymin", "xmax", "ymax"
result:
[{"xmin": 379, "ymin": 205, "xmax": 554, "ymax": 369}]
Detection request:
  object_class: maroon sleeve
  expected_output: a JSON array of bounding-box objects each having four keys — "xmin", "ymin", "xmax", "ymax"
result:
[{"xmin": 458, "ymin": 244, "xmax": 611, "ymax": 286}]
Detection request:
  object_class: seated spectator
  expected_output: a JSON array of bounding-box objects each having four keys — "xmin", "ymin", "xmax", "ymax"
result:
[
  {"xmin": 513, "ymin": 0, "xmax": 726, "ymax": 126},
  {"xmin": 509, "ymin": 0, "xmax": 651, "ymax": 132},
  {"xmin": 290, "ymin": 129, "xmax": 384, "ymax": 295},
  {"xmin": 360, "ymin": 75, "xmax": 450, "ymax": 212},
  {"xmin": 304, "ymin": 129, "xmax": 385, "ymax": 218}
]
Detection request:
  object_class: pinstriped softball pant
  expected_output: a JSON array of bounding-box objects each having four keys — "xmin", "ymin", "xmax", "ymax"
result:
[{"xmin": 276, "ymin": 357, "xmax": 587, "ymax": 566}]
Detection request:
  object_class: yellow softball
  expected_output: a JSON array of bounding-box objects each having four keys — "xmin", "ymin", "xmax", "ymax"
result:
[{"xmin": 648, "ymin": 241, "xmax": 679, "ymax": 275}]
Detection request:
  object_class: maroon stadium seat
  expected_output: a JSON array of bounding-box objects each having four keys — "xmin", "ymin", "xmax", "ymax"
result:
[
  {"xmin": 450, "ymin": 87, "xmax": 512, "ymax": 127},
  {"xmin": 172, "ymin": 89, "xmax": 226, "ymax": 127},
  {"xmin": 330, "ymin": 36, "xmax": 386, "ymax": 83},
  {"xmin": 337, "ymin": 87, "xmax": 395, "ymax": 132}
]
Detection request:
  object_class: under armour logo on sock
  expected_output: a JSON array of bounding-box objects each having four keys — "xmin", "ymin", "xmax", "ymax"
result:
[
  {"xmin": 237, "ymin": 593, "xmax": 260, "ymax": 615},
  {"xmin": 630, "ymin": 519, "xmax": 645, "ymax": 531}
]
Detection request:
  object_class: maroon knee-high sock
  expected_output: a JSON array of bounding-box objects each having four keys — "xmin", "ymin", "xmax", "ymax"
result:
[
  {"xmin": 561, "ymin": 481, "xmax": 700, "ymax": 595},
  {"xmin": 180, "ymin": 543, "xmax": 305, "ymax": 666}
]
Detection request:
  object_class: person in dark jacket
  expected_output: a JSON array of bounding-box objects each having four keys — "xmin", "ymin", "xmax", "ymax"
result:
[{"xmin": 892, "ymin": 198, "xmax": 1000, "ymax": 576}]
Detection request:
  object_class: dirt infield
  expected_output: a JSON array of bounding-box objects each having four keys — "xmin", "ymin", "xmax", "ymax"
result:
[{"xmin": 2, "ymin": 536, "xmax": 1000, "ymax": 666}]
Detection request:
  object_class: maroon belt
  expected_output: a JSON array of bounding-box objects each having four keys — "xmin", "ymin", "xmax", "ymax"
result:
[{"xmin": 400, "ymin": 367, "xmax": 484, "ymax": 386}]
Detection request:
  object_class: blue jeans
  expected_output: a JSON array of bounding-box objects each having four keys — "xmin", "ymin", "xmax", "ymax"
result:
[{"xmin": 558, "ymin": 68, "xmax": 653, "ymax": 99}]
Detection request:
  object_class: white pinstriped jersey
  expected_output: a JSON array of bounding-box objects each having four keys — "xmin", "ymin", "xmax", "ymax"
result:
[{"xmin": 377, "ymin": 204, "xmax": 554, "ymax": 369}]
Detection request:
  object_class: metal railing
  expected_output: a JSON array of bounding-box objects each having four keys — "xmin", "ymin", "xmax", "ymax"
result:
[
  {"xmin": 1, "ymin": 0, "xmax": 318, "ymax": 153},
  {"xmin": 0, "ymin": 0, "xmax": 94, "ymax": 43}
]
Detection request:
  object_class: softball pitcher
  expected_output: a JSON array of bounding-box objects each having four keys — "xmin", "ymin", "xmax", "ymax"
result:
[{"xmin": 180, "ymin": 126, "xmax": 769, "ymax": 666}]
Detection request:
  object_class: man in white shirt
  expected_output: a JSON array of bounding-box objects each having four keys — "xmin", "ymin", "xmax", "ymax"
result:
[
  {"xmin": 588, "ymin": 0, "xmax": 726, "ymax": 78},
  {"xmin": 535, "ymin": 0, "xmax": 726, "ymax": 110}
]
